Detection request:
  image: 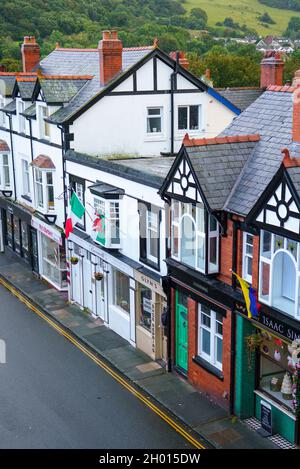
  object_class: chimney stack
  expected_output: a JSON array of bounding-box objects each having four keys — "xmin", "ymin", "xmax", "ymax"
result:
[
  {"xmin": 98, "ymin": 30, "xmax": 123, "ymax": 86},
  {"xmin": 169, "ymin": 51, "xmax": 189, "ymax": 70},
  {"xmin": 260, "ymin": 51, "xmax": 284, "ymax": 89},
  {"xmin": 21, "ymin": 36, "xmax": 40, "ymax": 73}
]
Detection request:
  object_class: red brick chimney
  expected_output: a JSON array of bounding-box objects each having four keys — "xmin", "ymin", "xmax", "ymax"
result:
[
  {"xmin": 21, "ymin": 36, "xmax": 40, "ymax": 73},
  {"xmin": 293, "ymin": 84, "xmax": 300, "ymax": 143},
  {"xmin": 98, "ymin": 30, "xmax": 123, "ymax": 86},
  {"xmin": 260, "ymin": 51, "xmax": 284, "ymax": 89},
  {"xmin": 169, "ymin": 51, "xmax": 189, "ymax": 70}
]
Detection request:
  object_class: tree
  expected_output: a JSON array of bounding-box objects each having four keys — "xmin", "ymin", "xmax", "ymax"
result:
[{"xmin": 190, "ymin": 8, "xmax": 208, "ymax": 24}]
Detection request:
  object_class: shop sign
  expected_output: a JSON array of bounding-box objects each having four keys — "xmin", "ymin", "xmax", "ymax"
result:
[
  {"xmin": 258, "ymin": 401, "xmax": 273, "ymax": 437},
  {"xmin": 31, "ymin": 217, "xmax": 62, "ymax": 246},
  {"xmin": 134, "ymin": 270, "xmax": 165, "ymax": 297},
  {"xmin": 234, "ymin": 302, "xmax": 300, "ymax": 341}
]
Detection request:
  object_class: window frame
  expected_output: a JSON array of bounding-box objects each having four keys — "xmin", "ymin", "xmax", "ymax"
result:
[
  {"xmin": 259, "ymin": 229, "xmax": 300, "ymax": 318},
  {"xmin": 138, "ymin": 201, "xmax": 160, "ymax": 270},
  {"xmin": 177, "ymin": 105, "xmax": 201, "ymax": 132},
  {"xmin": 198, "ymin": 304, "xmax": 223, "ymax": 371},
  {"xmin": 0, "ymin": 95, "xmax": 6, "ymax": 126},
  {"xmin": 16, "ymin": 98, "xmax": 26, "ymax": 134},
  {"xmin": 242, "ymin": 232, "xmax": 254, "ymax": 284},
  {"xmin": 69, "ymin": 176, "xmax": 85, "ymax": 231},
  {"xmin": 21, "ymin": 158, "xmax": 31, "ymax": 198},
  {"xmin": 93, "ymin": 196, "xmax": 121, "ymax": 249},
  {"xmin": 146, "ymin": 107, "xmax": 163, "ymax": 135},
  {"xmin": 2, "ymin": 153, "xmax": 11, "ymax": 188},
  {"xmin": 112, "ymin": 268, "xmax": 130, "ymax": 314},
  {"xmin": 34, "ymin": 167, "xmax": 55, "ymax": 213},
  {"xmin": 170, "ymin": 199, "xmax": 219, "ymax": 274},
  {"xmin": 37, "ymin": 103, "xmax": 50, "ymax": 140}
]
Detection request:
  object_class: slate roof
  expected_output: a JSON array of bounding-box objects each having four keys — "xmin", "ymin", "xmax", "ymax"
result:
[
  {"xmin": 17, "ymin": 80, "xmax": 36, "ymax": 100},
  {"xmin": 39, "ymin": 47, "xmax": 153, "ymax": 124},
  {"xmin": 0, "ymin": 100, "xmax": 16, "ymax": 114},
  {"xmin": 38, "ymin": 77, "xmax": 92, "ymax": 104},
  {"xmin": 0, "ymin": 75, "xmax": 16, "ymax": 97},
  {"xmin": 216, "ymin": 87, "xmax": 265, "ymax": 112},
  {"xmin": 220, "ymin": 90, "xmax": 293, "ymax": 216},
  {"xmin": 22, "ymin": 103, "xmax": 36, "ymax": 118},
  {"xmin": 185, "ymin": 140, "xmax": 258, "ymax": 210},
  {"xmin": 65, "ymin": 150, "xmax": 174, "ymax": 189},
  {"xmin": 286, "ymin": 166, "xmax": 300, "ymax": 195}
]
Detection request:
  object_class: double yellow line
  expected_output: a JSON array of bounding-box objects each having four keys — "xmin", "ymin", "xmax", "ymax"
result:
[{"xmin": 0, "ymin": 276, "xmax": 206, "ymax": 450}]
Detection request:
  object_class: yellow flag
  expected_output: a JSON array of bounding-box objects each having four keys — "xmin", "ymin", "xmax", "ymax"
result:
[{"xmin": 232, "ymin": 272, "xmax": 252, "ymax": 319}]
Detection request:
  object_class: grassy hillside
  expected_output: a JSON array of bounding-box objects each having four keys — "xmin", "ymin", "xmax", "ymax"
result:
[{"xmin": 185, "ymin": 0, "xmax": 300, "ymax": 35}]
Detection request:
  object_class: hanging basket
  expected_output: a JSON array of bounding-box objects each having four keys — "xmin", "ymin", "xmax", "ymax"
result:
[
  {"xmin": 94, "ymin": 271, "xmax": 104, "ymax": 281},
  {"xmin": 70, "ymin": 256, "xmax": 79, "ymax": 265}
]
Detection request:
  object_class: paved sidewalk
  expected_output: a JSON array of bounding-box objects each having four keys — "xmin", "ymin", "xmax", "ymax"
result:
[{"xmin": 0, "ymin": 250, "xmax": 278, "ymax": 449}]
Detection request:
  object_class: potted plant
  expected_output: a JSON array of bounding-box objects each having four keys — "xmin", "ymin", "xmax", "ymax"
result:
[
  {"xmin": 94, "ymin": 271, "xmax": 104, "ymax": 281},
  {"xmin": 70, "ymin": 256, "xmax": 79, "ymax": 265},
  {"xmin": 245, "ymin": 333, "xmax": 263, "ymax": 370}
]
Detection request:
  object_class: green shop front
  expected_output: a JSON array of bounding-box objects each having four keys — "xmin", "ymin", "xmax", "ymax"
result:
[{"xmin": 234, "ymin": 302, "xmax": 300, "ymax": 445}]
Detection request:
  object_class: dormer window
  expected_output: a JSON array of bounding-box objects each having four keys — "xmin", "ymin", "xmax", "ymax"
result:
[
  {"xmin": 170, "ymin": 200, "xmax": 219, "ymax": 274},
  {"xmin": 38, "ymin": 104, "xmax": 50, "ymax": 140},
  {"xmin": 259, "ymin": 230, "xmax": 300, "ymax": 318},
  {"xmin": 16, "ymin": 99, "xmax": 25, "ymax": 134}
]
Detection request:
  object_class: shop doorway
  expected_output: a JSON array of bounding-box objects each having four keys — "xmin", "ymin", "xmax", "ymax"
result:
[
  {"xmin": 95, "ymin": 275, "xmax": 105, "ymax": 319},
  {"xmin": 83, "ymin": 255, "xmax": 93, "ymax": 313},
  {"xmin": 175, "ymin": 290, "xmax": 188, "ymax": 373},
  {"xmin": 30, "ymin": 228, "xmax": 39, "ymax": 274}
]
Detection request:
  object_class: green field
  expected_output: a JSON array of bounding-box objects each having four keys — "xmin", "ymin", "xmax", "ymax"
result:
[{"xmin": 185, "ymin": 0, "xmax": 300, "ymax": 35}]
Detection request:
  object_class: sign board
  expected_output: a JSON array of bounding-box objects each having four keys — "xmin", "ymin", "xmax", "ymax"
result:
[
  {"xmin": 31, "ymin": 217, "xmax": 62, "ymax": 246},
  {"xmin": 257, "ymin": 400, "xmax": 273, "ymax": 437}
]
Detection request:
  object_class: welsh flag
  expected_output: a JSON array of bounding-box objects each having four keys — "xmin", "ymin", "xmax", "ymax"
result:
[
  {"xmin": 92, "ymin": 213, "xmax": 105, "ymax": 246},
  {"xmin": 65, "ymin": 191, "xmax": 85, "ymax": 238}
]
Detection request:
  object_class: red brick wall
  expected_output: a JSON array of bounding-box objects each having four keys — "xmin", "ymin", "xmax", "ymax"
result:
[
  {"xmin": 218, "ymin": 218, "xmax": 234, "ymax": 285},
  {"xmin": 187, "ymin": 296, "xmax": 232, "ymax": 409}
]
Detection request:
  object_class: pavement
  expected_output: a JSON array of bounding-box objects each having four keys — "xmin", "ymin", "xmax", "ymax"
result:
[{"xmin": 0, "ymin": 249, "xmax": 278, "ymax": 449}]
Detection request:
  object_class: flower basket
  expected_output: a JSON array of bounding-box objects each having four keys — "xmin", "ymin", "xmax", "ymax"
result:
[
  {"xmin": 94, "ymin": 272, "xmax": 104, "ymax": 281},
  {"xmin": 70, "ymin": 256, "xmax": 79, "ymax": 265}
]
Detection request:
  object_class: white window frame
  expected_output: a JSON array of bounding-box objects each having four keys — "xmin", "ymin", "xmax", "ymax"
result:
[
  {"xmin": 177, "ymin": 105, "xmax": 201, "ymax": 132},
  {"xmin": 0, "ymin": 95, "xmax": 6, "ymax": 126},
  {"xmin": 146, "ymin": 208, "xmax": 159, "ymax": 264},
  {"xmin": 93, "ymin": 196, "xmax": 121, "ymax": 249},
  {"xmin": 21, "ymin": 158, "xmax": 31, "ymax": 197},
  {"xmin": 259, "ymin": 230, "xmax": 300, "ymax": 319},
  {"xmin": 146, "ymin": 107, "xmax": 163, "ymax": 135},
  {"xmin": 112, "ymin": 267, "xmax": 130, "ymax": 314},
  {"xmin": 1, "ymin": 153, "xmax": 11, "ymax": 188},
  {"xmin": 170, "ymin": 200, "xmax": 219, "ymax": 274},
  {"xmin": 34, "ymin": 168, "xmax": 55, "ymax": 212},
  {"xmin": 198, "ymin": 304, "xmax": 223, "ymax": 370},
  {"xmin": 242, "ymin": 232, "xmax": 254, "ymax": 283},
  {"xmin": 16, "ymin": 98, "xmax": 26, "ymax": 134},
  {"xmin": 37, "ymin": 103, "xmax": 50, "ymax": 140}
]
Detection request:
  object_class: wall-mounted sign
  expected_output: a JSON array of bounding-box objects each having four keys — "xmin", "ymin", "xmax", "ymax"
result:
[
  {"xmin": 234, "ymin": 302, "xmax": 300, "ymax": 342},
  {"xmin": 31, "ymin": 217, "xmax": 62, "ymax": 245}
]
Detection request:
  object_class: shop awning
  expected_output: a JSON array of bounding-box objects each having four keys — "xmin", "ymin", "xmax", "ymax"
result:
[{"xmin": 89, "ymin": 182, "xmax": 124, "ymax": 199}]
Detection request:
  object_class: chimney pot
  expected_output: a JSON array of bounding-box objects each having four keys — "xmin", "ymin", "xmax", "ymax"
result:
[
  {"xmin": 169, "ymin": 51, "xmax": 189, "ymax": 70},
  {"xmin": 21, "ymin": 36, "xmax": 40, "ymax": 73},
  {"xmin": 111, "ymin": 30, "xmax": 118, "ymax": 40},
  {"xmin": 102, "ymin": 30, "xmax": 111, "ymax": 40}
]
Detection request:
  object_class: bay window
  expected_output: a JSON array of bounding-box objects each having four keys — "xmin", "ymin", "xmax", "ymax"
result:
[
  {"xmin": 198, "ymin": 304, "xmax": 223, "ymax": 370},
  {"xmin": 34, "ymin": 168, "xmax": 55, "ymax": 212},
  {"xmin": 170, "ymin": 200, "xmax": 219, "ymax": 274},
  {"xmin": 259, "ymin": 230, "xmax": 300, "ymax": 318},
  {"xmin": 93, "ymin": 196, "xmax": 120, "ymax": 248}
]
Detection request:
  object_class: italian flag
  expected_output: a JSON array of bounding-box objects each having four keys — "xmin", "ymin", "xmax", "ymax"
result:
[{"xmin": 65, "ymin": 191, "xmax": 85, "ymax": 239}]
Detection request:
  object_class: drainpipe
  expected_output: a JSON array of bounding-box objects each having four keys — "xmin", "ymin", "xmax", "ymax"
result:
[
  {"xmin": 6, "ymin": 113, "xmax": 17, "ymax": 201},
  {"xmin": 26, "ymin": 116, "xmax": 35, "ymax": 207},
  {"xmin": 170, "ymin": 53, "xmax": 179, "ymax": 156},
  {"xmin": 57, "ymin": 124, "xmax": 68, "ymax": 223},
  {"xmin": 229, "ymin": 219, "xmax": 238, "ymax": 414}
]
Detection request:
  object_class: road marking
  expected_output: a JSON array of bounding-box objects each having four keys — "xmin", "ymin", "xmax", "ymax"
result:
[{"xmin": 0, "ymin": 277, "xmax": 206, "ymax": 450}]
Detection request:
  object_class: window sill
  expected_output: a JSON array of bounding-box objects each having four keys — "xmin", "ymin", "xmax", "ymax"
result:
[
  {"xmin": 21, "ymin": 195, "xmax": 32, "ymax": 203},
  {"xmin": 144, "ymin": 134, "xmax": 166, "ymax": 142},
  {"xmin": 140, "ymin": 257, "xmax": 159, "ymax": 272},
  {"xmin": 192, "ymin": 355, "xmax": 224, "ymax": 381}
]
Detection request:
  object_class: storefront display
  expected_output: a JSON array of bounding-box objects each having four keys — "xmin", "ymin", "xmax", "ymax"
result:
[
  {"xmin": 41, "ymin": 233, "xmax": 67, "ymax": 289},
  {"xmin": 138, "ymin": 284, "xmax": 152, "ymax": 331}
]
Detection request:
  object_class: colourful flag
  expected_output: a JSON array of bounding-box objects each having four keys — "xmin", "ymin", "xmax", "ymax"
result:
[
  {"xmin": 65, "ymin": 191, "xmax": 85, "ymax": 239},
  {"xmin": 92, "ymin": 213, "xmax": 105, "ymax": 246},
  {"xmin": 232, "ymin": 272, "xmax": 260, "ymax": 319}
]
